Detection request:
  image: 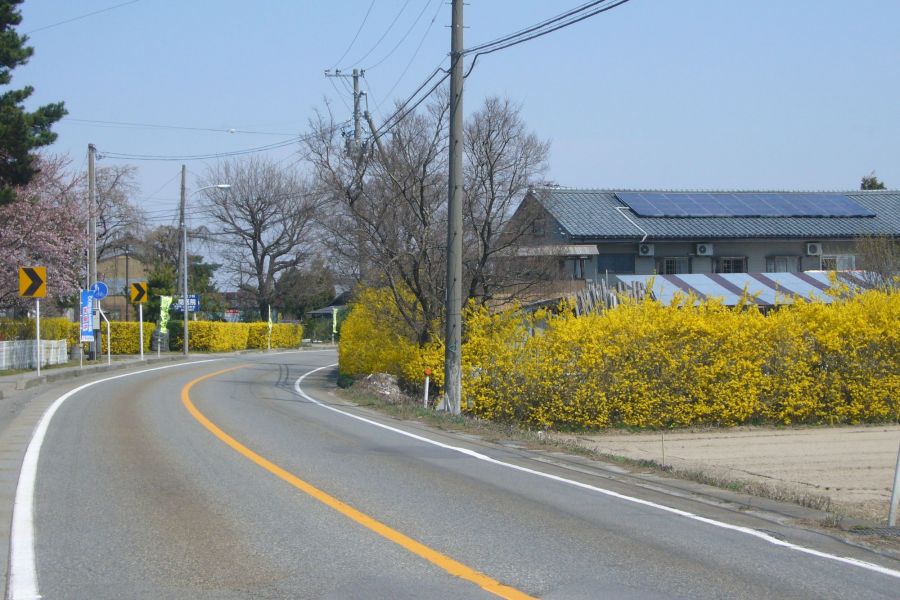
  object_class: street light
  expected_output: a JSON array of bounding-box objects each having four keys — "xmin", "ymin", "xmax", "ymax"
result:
[{"xmin": 181, "ymin": 173, "xmax": 230, "ymax": 356}]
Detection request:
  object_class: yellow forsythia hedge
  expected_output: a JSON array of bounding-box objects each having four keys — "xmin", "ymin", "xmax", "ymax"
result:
[
  {"xmin": 0, "ymin": 318, "xmax": 302, "ymax": 355},
  {"xmin": 0, "ymin": 318, "xmax": 79, "ymax": 345},
  {"xmin": 182, "ymin": 321, "xmax": 303, "ymax": 352},
  {"xmin": 106, "ymin": 322, "xmax": 156, "ymax": 354},
  {"xmin": 338, "ymin": 288, "xmax": 443, "ymax": 386},
  {"xmin": 339, "ymin": 287, "xmax": 900, "ymax": 429},
  {"xmin": 247, "ymin": 322, "xmax": 305, "ymax": 349}
]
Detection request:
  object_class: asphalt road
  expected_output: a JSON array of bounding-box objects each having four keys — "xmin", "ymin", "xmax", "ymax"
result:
[{"xmin": 7, "ymin": 350, "xmax": 900, "ymax": 598}]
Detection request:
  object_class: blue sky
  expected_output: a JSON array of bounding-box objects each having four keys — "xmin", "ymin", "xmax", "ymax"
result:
[{"xmin": 16, "ymin": 0, "xmax": 900, "ymax": 227}]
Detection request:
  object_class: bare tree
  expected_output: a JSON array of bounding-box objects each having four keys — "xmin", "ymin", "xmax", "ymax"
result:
[
  {"xmin": 93, "ymin": 164, "xmax": 145, "ymax": 259},
  {"xmin": 306, "ymin": 93, "xmax": 552, "ymax": 343},
  {"xmin": 307, "ymin": 96, "xmax": 449, "ymax": 345},
  {"xmin": 140, "ymin": 224, "xmax": 179, "ymax": 265},
  {"xmin": 855, "ymin": 235, "xmax": 899, "ymax": 291},
  {"xmin": 463, "ymin": 96, "xmax": 551, "ymax": 304},
  {"xmin": 200, "ymin": 157, "xmax": 319, "ymax": 318}
]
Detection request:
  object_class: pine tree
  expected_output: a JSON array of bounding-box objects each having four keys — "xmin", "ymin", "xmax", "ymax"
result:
[
  {"xmin": 860, "ymin": 172, "xmax": 887, "ymax": 190},
  {"xmin": 0, "ymin": 0, "xmax": 66, "ymax": 204}
]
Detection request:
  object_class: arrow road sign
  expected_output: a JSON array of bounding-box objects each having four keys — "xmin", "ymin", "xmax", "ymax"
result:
[
  {"xmin": 18, "ymin": 267, "xmax": 46, "ymax": 298},
  {"xmin": 130, "ymin": 282, "xmax": 148, "ymax": 303}
]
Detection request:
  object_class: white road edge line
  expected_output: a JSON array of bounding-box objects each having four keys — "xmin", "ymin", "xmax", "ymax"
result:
[
  {"xmin": 8, "ymin": 359, "xmax": 221, "ymax": 600},
  {"xmin": 295, "ymin": 363, "xmax": 900, "ymax": 581}
]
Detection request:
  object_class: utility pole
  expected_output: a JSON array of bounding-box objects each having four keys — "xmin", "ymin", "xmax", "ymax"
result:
[
  {"xmin": 353, "ymin": 68, "xmax": 362, "ymax": 146},
  {"xmin": 179, "ymin": 164, "xmax": 189, "ymax": 356},
  {"xmin": 88, "ymin": 143, "xmax": 98, "ymax": 360},
  {"xmin": 327, "ymin": 67, "xmax": 368, "ymax": 281},
  {"xmin": 324, "ymin": 68, "xmax": 365, "ymax": 155},
  {"xmin": 124, "ymin": 244, "xmax": 130, "ymax": 322},
  {"xmin": 443, "ymin": 0, "xmax": 464, "ymax": 415}
]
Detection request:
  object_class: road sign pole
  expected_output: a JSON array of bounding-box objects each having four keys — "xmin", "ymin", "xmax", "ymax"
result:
[
  {"xmin": 35, "ymin": 299, "xmax": 40, "ymax": 377},
  {"xmin": 889, "ymin": 438, "xmax": 900, "ymax": 527},
  {"xmin": 139, "ymin": 303, "xmax": 144, "ymax": 360}
]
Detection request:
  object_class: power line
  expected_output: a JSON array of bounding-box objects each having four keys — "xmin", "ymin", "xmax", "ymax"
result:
[
  {"xmin": 330, "ymin": 0, "xmax": 377, "ymax": 70},
  {"xmin": 328, "ymin": 77, "xmax": 354, "ymax": 114},
  {"xmin": 368, "ymin": 1, "xmax": 631, "ymax": 144},
  {"xmin": 464, "ymin": 0, "xmax": 631, "ymax": 58},
  {"xmin": 64, "ymin": 118, "xmax": 298, "ymax": 136},
  {"xmin": 346, "ymin": 0, "xmax": 413, "ymax": 68},
  {"xmin": 372, "ymin": 64, "xmax": 449, "ymax": 138},
  {"xmin": 379, "ymin": 0, "xmax": 444, "ymax": 104},
  {"xmin": 364, "ymin": 0, "xmax": 438, "ymax": 70},
  {"xmin": 98, "ymin": 123, "xmax": 349, "ymax": 162},
  {"xmin": 26, "ymin": 0, "xmax": 142, "ymax": 34}
]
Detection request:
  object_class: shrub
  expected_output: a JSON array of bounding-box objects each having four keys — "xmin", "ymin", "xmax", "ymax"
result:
[{"xmin": 339, "ymin": 287, "xmax": 900, "ymax": 429}]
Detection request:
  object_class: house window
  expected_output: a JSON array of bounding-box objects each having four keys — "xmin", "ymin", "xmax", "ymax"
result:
[
  {"xmin": 565, "ymin": 257, "xmax": 586, "ymax": 279},
  {"xmin": 715, "ymin": 257, "xmax": 747, "ymax": 273},
  {"xmin": 596, "ymin": 254, "xmax": 635, "ymax": 275},
  {"xmin": 657, "ymin": 257, "xmax": 690, "ymax": 274},
  {"xmin": 531, "ymin": 217, "xmax": 546, "ymax": 237},
  {"xmin": 765, "ymin": 256, "xmax": 801, "ymax": 273},
  {"xmin": 821, "ymin": 255, "xmax": 856, "ymax": 270}
]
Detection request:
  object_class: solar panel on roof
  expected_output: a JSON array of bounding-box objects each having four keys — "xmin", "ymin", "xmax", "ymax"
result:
[{"xmin": 615, "ymin": 192, "xmax": 875, "ymax": 218}]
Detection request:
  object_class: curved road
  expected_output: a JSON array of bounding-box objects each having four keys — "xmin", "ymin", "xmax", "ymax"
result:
[{"xmin": 6, "ymin": 350, "xmax": 900, "ymax": 598}]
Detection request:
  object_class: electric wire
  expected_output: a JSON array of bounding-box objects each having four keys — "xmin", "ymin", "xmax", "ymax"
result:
[
  {"xmin": 364, "ymin": 0, "xmax": 437, "ymax": 70},
  {"xmin": 367, "ymin": 0, "xmax": 631, "ymax": 141},
  {"xmin": 330, "ymin": 0, "xmax": 377, "ymax": 70},
  {"xmin": 464, "ymin": 0, "xmax": 631, "ymax": 58},
  {"xmin": 98, "ymin": 122, "xmax": 350, "ymax": 162},
  {"xmin": 372, "ymin": 68, "xmax": 450, "ymax": 138},
  {"xmin": 379, "ymin": 0, "xmax": 444, "ymax": 105},
  {"xmin": 345, "ymin": 0, "xmax": 412, "ymax": 68},
  {"xmin": 64, "ymin": 118, "xmax": 297, "ymax": 136},
  {"xmin": 25, "ymin": 0, "xmax": 141, "ymax": 34},
  {"xmin": 361, "ymin": 75, "xmax": 383, "ymax": 118},
  {"xmin": 328, "ymin": 77, "xmax": 354, "ymax": 114}
]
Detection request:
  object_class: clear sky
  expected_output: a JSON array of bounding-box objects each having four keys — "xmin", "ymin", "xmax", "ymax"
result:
[{"xmin": 16, "ymin": 0, "xmax": 900, "ymax": 228}]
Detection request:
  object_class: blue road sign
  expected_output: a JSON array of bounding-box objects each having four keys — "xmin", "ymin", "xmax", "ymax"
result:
[
  {"xmin": 91, "ymin": 281, "xmax": 109, "ymax": 300},
  {"xmin": 80, "ymin": 291, "xmax": 95, "ymax": 342},
  {"xmin": 173, "ymin": 294, "xmax": 200, "ymax": 312}
]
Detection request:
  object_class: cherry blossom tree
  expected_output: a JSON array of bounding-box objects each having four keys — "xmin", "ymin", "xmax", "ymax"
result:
[{"xmin": 0, "ymin": 155, "xmax": 86, "ymax": 311}]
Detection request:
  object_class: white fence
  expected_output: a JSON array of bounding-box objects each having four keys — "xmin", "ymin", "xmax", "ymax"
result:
[{"xmin": 0, "ymin": 340, "xmax": 69, "ymax": 370}]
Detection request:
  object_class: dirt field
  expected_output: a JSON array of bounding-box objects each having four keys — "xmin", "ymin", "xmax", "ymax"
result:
[{"xmin": 569, "ymin": 425, "xmax": 900, "ymax": 522}]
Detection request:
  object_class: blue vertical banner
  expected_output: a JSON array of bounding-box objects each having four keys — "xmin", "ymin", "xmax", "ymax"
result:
[{"xmin": 80, "ymin": 291, "xmax": 95, "ymax": 342}]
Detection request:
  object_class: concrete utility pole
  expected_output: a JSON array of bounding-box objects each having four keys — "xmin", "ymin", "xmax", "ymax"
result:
[
  {"xmin": 324, "ymin": 68, "xmax": 365, "ymax": 154},
  {"xmin": 353, "ymin": 68, "xmax": 362, "ymax": 146},
  {"xmin": 88, "ymin": 144, "xmax": 97, "ymax": 288},
  {"xmin": 443, "ymin": 0, "xmax": 464, "ymax": 415},
  {"xmin": 180, "ymin": 164, "xmax": 189, "ymax": 356},
  {"xmin": 88, "ymin": 143, "xmax": 98, "ymax": 359},
  {"xmin": 124, "ymin": 244, "xmax": 130, "ymax": 322}
]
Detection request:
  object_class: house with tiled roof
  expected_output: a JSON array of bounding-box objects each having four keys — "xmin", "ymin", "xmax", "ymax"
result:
[
  {"xmin": 503, "ymin": 188, "xmax": 900, "ymax": 306},
  {"xmin": 513, "ymin": 188, "xmax": 900, "ymax": 282}
]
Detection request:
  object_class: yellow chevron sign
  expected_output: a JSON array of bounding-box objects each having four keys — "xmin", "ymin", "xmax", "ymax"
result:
[
  {"xmin": 18, "ymin": 267, "xmax": 46, "ymax": 298},
  {"xmin": 130, "ymin": 282, "xmax": 148, "ymax": 303}
]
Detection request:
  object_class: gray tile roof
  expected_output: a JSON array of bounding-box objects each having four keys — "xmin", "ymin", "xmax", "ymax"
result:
[{"xmin": 532, "ymin": 188, "xmax": 900, "ymax": 240}]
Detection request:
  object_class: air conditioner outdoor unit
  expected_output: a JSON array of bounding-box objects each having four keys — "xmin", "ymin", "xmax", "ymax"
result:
[
  {"xmin": 638, "ymin": 243, "xmax": 655, "ymax": 257},
  {"xmin": 695, "ymin": 243, "xmax": 714, "ymax": 256},
  {"xmin": 806, "ymin": 242, "xmax": 822, "ymax": 256}
]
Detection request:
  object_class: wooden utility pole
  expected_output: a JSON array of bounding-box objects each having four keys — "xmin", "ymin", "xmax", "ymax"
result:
[{"xmin": 443, "ymin": 0, "xmax": 464, "ymax": 415}]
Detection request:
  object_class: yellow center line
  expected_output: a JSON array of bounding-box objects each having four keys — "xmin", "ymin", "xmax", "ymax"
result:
[{"xmin": 182, "ymin": 366, "xmax": 536, "ymax": 600}]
